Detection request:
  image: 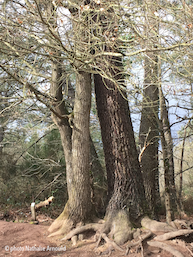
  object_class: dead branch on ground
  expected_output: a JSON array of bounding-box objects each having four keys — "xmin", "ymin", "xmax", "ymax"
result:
[{"xmin": 35, "ymin": 196, "xmax": 54, "ymax": 210}]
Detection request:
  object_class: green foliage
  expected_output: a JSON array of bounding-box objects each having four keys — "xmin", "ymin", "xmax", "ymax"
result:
[{"xmin": 0, "ymin": 126, "xmax": 67, "ymax": 211}]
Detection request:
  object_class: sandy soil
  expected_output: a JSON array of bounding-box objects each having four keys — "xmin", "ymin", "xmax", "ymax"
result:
[{"xmin": 0, "ymin": 213, "xmax": 192, "ymax": 257}]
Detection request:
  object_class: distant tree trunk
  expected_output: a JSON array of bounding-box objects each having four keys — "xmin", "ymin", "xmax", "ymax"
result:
[
  {"xmin": 139, "ymin": 55, "xmax": 159, "ymax": 217},
  {"xmin": 90, "ymin": 134, "xmax": 106, "ymax": 185},
  {"xmin": 94, "ymin": 61, "xmax": 147, "ymax": 222},
  {"xmin": 0, "ymin": 90, "xmax": 7, "ymax": 155},
  {"xmin": 139, "ymin": 1, "xmax": 160, "ymax": 217},
  {"xmin": 159, "ymin": 88, "xmax": 178, "ymax": 223},
  {"xmin": 178, "ymin": 122, "xmax": 189, "ymax": 217},
  {"xmin": 0, "ymin": 124, "xmax": 4, "ymax": 155}
]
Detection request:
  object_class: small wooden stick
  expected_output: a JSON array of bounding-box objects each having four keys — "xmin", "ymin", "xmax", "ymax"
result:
[{"xmin": 31, "ymin": 202, "xmax": 36, "ymax": 221}]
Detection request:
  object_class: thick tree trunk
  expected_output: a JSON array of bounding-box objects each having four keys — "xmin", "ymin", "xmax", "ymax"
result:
[
  {"xmin": 94, "ymin": 71, "xmax": 147, "ymax": 221},
  {"xmin": 42, "ymin": 1, "xmax": 93, "ymax": 236},
  {"xmin": 94, "ymin": 75, "xmax": 115, "ymax": 200},
  {"xmin": 70, "ymin": 71, "xmax": 92, "ymax": 221},
  {"xmin": 63, "ymin": 79, "xmax": 105, "ymax": 186},
  {"xmin": 48, "ymin": 58, "xmax": 93, "ymax": 236},
  {"xmin": 91, "ymin": 0, "xmax": 148, "ymax": 227}
]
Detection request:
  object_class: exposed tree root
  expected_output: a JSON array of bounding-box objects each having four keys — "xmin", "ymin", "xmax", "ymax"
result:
[
  {"xmin": 186, "ymin": 245, "xmax": 193, "ymax": 256},
  {"xmin": 141, "ymin": 216, "xmax": 176, "ymax": 232},
  {"xmin": 48, "ymin": 218, "xmax": 74, "ymax": 237},
  {"xmin": 154, "ymin": 229, "xmax": 193, "ymax": 241},
  {"xmin": 61, "ymin": 223, "xmax": 104, "ymax": 241},
  {"xmin": 125, "ymin": 230, "xmax": 153, "ymax": 255},
  {"xmin": 97, "ymin": 233, "xmax": 124, "ymax": 252},
  {"xmin": 48, "ymin": 202, "xmax": 77, "ymax": 237},
  {"xmin": 172, "ymin": 219, "xmax": 193, "ymax": 230},
  {"xmin": 60, "ymin": 209, "xmax": 133, "ymax": 254},
  {"xmin": 49, "ymin": 211, "xmax": 193, "ymax": 256},
  {"xmin": 61, "ymin": 220, "xmax": 124, "ymax": 253},
  {"xmin": 147, "ymin": 241, "xmax": 185, "ymax": 257}
]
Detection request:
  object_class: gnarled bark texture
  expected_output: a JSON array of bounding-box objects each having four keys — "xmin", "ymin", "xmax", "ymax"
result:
[{"xmin": 94, "ymin": 65, "xmax": 147, "ymax": 221}]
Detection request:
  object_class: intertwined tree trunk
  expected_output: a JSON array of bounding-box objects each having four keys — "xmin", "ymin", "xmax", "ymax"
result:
[{"xmin": 48, "ymin": 59, "xmax": 93, "ymax": 235}]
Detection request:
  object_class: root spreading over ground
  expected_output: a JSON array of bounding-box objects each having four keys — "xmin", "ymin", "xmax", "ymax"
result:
[{"xmin": 49, "ymin": 210, "xmax": 193, "ymax": 257}]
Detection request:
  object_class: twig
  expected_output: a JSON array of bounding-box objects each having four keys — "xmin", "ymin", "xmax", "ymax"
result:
[
  {"xmin": 138, "ymin": 127, "xmax": 151, "ymax": 163},
  {"xmin": 34, "ymin": 173, "xmax": 62, "ymax": 200},
  {"xmin": 14, "ymin": 130, "xmax": 51, "ymax": 164}
]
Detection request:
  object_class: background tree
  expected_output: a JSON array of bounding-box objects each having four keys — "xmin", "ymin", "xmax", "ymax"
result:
[{"xmin": 138, "ymin": 0, "xmax": 160, "ymax": 218}]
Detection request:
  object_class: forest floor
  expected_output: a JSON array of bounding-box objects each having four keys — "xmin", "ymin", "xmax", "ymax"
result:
[{"xmin": 0, "ymin": 209, "xmax": 193, "ymax": 257}]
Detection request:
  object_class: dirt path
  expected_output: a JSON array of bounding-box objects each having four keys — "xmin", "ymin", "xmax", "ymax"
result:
[
  {"xmin": 0, "ymin": 219, "xmax": 192, "ymax": 257},
  {"xmin": 0, "ymin": 220, "xmax": 100, "ymax": 257}
]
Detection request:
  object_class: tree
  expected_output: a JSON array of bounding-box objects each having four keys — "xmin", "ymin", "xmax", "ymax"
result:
[
  {"xmin": 92, "ymin": 1, "xmax": 148, "ymax": 244},
  {"xmin": 94, "ymin": 67, "xmax": 148, "ymax": 229},
  {"xmin": 159, "ymin": 87, "xmax": 179, "ymax": 222},
  {"xmin": 138, "ymin": 0, "xmax": 160, "ymax": 217},
  {"xmin": 0, "ymin": 0, "xmax": 93, "ymax": 235}
]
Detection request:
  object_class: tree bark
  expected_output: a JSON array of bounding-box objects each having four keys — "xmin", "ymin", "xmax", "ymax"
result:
[
  {"xmin": 45, "ymin": 19, "xmax": 93, "ymax": 234},
  {"xmin": 139, "ymin": 0, "xmax": 160, "ymax": 217},
  {"xmin": 39, "ymin": 0, "xmax": 93, "ymax": 235},
  {"xmin": 94, "ymin": 67, "xmax": 147, "ymax": 221},
  {"xmin": 70, "ymin": 71, "xmax": 92, "ymax": 221},
  {"xmin": 159, "ymin": 88, "xmax": 179, "ymax": 222},
  {"xmin": 48, "ymin": 60, "xmax": 93, "ymax": 235},
  {"xmin": 139, "ymin": 57, "xmax": 159, "ymax": 217},
  {"xmin": 90, "ymin": 134, "xmax": 106, "ymax": 185}
]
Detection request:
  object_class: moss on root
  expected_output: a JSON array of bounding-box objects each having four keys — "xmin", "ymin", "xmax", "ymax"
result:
[{"xmin": 48, "ymin": 202, "xmax": 74, "ymax": 237}]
